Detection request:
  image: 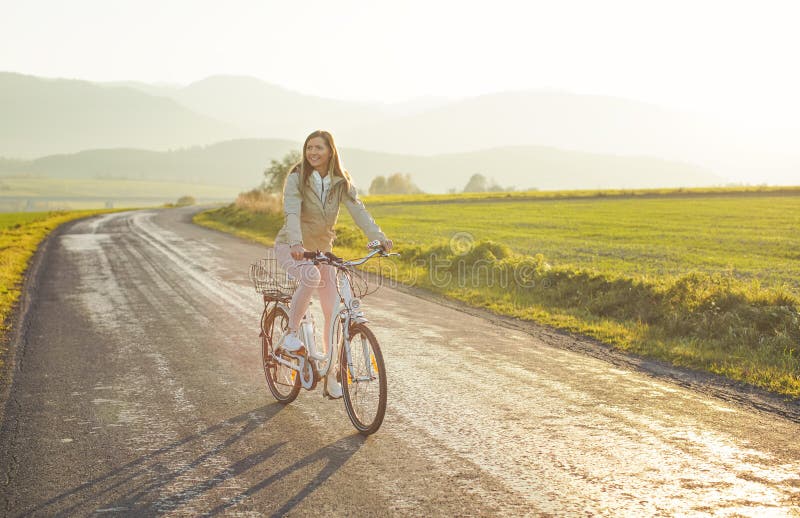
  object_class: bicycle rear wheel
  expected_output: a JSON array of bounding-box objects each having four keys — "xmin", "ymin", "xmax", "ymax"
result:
[
  {"xmin": 340, "ymin": 323, "xmax": 387, "ymax": 435},
  {"xmin": 262, "ymin": 305, "xmax": 301, "ymax": 403}
]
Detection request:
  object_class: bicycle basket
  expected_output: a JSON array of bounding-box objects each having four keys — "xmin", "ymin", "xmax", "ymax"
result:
[{"xmin": 249, "ymin": 253, "xmax": 298, "ymax": 299}]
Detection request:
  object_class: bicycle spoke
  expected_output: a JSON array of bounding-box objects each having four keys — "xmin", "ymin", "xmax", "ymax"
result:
[
  {"xmin": 341, "ymin": 324, "xmax": 387, "ymax": 435},
  {"xmin": 262, "ymin": 306, "xmax": 301, "ymax": 403}
]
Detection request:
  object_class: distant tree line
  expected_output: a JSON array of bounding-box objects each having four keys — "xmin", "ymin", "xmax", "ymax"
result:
[
  {"xmin": 369, "ymin": 173, "xmax": 423, "ymax": 195},
  {"xmin": 457, "ymin": 173, "xmax": 514, "ymax": 193},
  {"xmin": 260, "ymin": 151, "xmax": 515, "ymax": 198}
]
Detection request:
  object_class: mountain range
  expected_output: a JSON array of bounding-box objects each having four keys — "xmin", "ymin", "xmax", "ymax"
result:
[
  {"xmin": 0, "ymin": 72, "xmax": 237, "ymax": 157},
  {"xmin": 1, "ymin": 71, "xmax": 796, "ymax": 190}
]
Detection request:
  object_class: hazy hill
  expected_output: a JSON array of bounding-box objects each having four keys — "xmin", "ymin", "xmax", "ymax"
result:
[
  {"xmin": 0, "ymin": 72, "xmax": 239, "ymax": 158},
  {"xmin": 342, "ymin": 145, "xmax": 724, "ymax": 192},
  {"xmin": 139, "ymin": 78, "xmax": 795, "ymax": 185},
  {"xmin": 6, "ymin": 139, "xmax": 297, "ymax": 186},
  {"xmin": 339, "ymin": 91, "xmax": 730, "ymax": 158},
  {"xmin": 337, "ymin": 90, "xmax": 798, "ymax": 185},
  {"xmin": 115, "ymin": 76, "xmax": 450, "ymax": 136},
  {"xmin": 5, "ymin": 72, "xmax": 796, "ymax": 186},
  {"xmin": 159, "ymin": 75, "xmax": 388, "ymax": 138},
  {"xmin": 0, "ymin": 139, "xmax": 723, "ymax": 193}
]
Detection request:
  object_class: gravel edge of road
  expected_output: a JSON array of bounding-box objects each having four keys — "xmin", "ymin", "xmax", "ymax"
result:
[
  {"xmin": 383, "ymin": 279, "xmax": 800, "ymax": 423},
  {"xmin": 0, "ymin": 217, "xmax": 78, "ymax": 430},
  {"xmin": 0, "ymin": 215, "xmax": 86, "ymax": 513}
]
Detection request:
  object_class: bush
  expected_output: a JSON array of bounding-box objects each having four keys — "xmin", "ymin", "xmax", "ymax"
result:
[
  {"xmin": 175, "ymin": 195, "xmax": 196, "ymax": 207},
  {"xmin": 369, "ymin": 173, "xmax": 423, "ymax": 195},
  {"xmin": 463, "ymin": 173, "xmax": 511, "ymax": 193},
  {"xmin": 234, "ymin": 189, "xmax": 281, "ymax": 214},
  {"xmin": 199, "ymin": 203, "xmax": 284, "ymax": 238}
]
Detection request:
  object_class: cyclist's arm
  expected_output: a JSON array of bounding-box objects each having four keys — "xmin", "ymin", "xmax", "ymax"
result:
[
  {"xmin": 342, "ymin": 183, "xmax": 387, "ymax": 244},
  {"xmin": 283, "ymin": 171, "xmax": 304, "ymax": 247}
]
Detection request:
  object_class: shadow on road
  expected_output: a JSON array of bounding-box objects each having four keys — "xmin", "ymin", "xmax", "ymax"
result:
[
  {"xmin": 206, "ymin": 433, "xmax": 366, "ymax": 517},
  {"xmin": 15, "ymin": 403, "xmax": 365, "ymax": 516}
]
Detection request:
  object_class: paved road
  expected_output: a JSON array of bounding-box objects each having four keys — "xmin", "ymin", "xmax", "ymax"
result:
[{"xmin": 1, "ymin": 208, "xmax": 799, "ymax": 516}]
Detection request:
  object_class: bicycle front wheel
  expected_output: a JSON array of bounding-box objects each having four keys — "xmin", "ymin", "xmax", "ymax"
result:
[
  {"xmin": 340, "ymin": 323, "xmax": 387, "ymax": 435},
  {"xmin": 262, "ymin": 305, "xmax": 301, "ymax": 403}
]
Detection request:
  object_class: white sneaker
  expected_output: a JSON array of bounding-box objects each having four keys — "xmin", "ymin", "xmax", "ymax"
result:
[
  {"xmin": 276, "ymin": 332, "xmax": 304, "ymax": 353},
  {"xmin": 325, "ymin": 371, "xmax": 343, "ymax": 399}
]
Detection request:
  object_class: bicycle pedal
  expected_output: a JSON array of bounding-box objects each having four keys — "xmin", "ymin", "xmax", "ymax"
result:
[{"xmin": 284, "ymin": 348, "xmax": 306, "ymax": 360}]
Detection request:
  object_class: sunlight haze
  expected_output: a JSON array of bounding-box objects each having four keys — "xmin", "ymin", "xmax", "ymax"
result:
[{"xmin": 3, "ymin": 0, "xmax": 799, "ymax": 129}]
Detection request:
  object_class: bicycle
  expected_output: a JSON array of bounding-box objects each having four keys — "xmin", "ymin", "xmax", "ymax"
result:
[{"xmin": 249, "ymin": 241, "xmax": 398, "ymax": 435}]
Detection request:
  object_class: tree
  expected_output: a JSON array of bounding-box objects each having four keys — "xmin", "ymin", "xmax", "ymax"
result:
[
  {"xmin": 463, "ymin": 173, "xmax": 511, "ymax": 193},
  {"xmin": 369, "ymin": 175, "xmax": 387, "ymax": 195},
  {"xmin": 262, "ymin": 150, "xmax": 301, "ymax": 193},
  {"xmin": 175, "ymin": 195, "xmax": 196, "ymax": 207},
  {"xmin": 369, "ymin": 173, "xmax": 423, "ymax": 195},
  {"xmin": 463, "ymin": 173, "xmax": 489, "ymax": 193},
  {"xmin": 386, "ymin": 173, "xmax": 422, "ymax": 194}
]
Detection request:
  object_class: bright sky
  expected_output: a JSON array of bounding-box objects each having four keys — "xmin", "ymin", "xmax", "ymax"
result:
[{"xmin": 2, "ymin": 0, "xmax": 799, "ymax": 130}]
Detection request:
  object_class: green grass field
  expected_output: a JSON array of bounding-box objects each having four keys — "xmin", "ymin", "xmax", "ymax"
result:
[
  {"xmin": 195, "ymin": 187, "xmax": 800, "ymax": 398},
  {"xmin": 0, "ymin": 210, "xmax": 114, "ymax": 378},
  {"xmin": 362, "ymin": 194, "xmax": 800, "ymax": 291},
  {"xmin": 364, "ymin": 185, "xmax": 800, "ymax": 205}
]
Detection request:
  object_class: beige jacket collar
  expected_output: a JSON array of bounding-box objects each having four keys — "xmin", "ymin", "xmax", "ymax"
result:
[{"xmin": 305, "ymin": 174, "xmax": 346, "ymax": 212}]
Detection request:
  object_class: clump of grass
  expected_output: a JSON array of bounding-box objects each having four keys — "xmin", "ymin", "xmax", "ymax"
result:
[
  {"xmin": 234, "ymin": 189, "xmax": 281, "ymax": 214},
  {"xmin": 193, "ymin": 203, "xmax": 283, "ymax": 246}
]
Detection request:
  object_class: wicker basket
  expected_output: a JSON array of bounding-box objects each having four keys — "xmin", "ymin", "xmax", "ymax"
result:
[{"xmin": 249, "ymin": 253, "xmax": 298, "ymax": 299}]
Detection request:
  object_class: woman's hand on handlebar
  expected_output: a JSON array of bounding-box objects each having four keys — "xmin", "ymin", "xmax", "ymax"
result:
[
  {"xmin": 368, "ymin": 239, "xmax": 394, "ymax": 251},
  {"xmin": 290, "ymin": 244, "xmax": 306, "ymax": 260},
  {"xmin": 298, "ymin": 250, "xmax": 339, "ymax": 263}
]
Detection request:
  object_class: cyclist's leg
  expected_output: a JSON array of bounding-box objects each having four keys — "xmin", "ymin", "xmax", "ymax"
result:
[
  {"xmin": 274, "ymin": 243, "xmax": 321, "ymax": 332},
  {"xmin": 317, "ymin": 264, "xmax": 339, "ymax": 353},
  {"xmin": 318, "ymin": 263, "xmax": 342, "ymax": 396}
]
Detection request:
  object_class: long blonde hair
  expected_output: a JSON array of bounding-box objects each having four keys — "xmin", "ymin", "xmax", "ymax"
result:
[{"xmin": 291, "ymin": 130, "xmax": 352, "ymax": 194}]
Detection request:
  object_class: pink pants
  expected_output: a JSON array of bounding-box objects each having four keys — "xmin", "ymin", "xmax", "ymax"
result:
[{"xmin": 274, "ymin": 243, "xmax": 339, "ymax": 350}]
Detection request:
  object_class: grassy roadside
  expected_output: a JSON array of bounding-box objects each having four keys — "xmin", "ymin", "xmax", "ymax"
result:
[
  {"xmin": 0, "ymin": 209, "xmax": 116, "ymax": 376},
  {"xmin": 193, "ymin": 203, "xmax": 282, "ymax": 246},
  {"xmin": 194, "ymin": 190, "xmax": 800, "ymax": 398}
]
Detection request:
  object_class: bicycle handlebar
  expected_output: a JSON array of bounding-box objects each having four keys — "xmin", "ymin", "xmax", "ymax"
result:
[
  {"xmin": 301, "ymin": 245, "xmax": 399, "ymax": 267},
  {"xmin": 302, "ymin": 250, "xmax": 333, "ymax": 261}
]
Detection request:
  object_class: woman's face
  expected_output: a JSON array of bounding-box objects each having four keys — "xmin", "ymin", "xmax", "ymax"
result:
[{"xmin": 306, "ymin": 136, "xmax": 332, "ymax": 173}]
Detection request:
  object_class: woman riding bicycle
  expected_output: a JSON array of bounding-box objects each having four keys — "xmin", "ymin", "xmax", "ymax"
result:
[{"xmin": 273, "ymin": 130, "xmax": 393, "ymax": 399}]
